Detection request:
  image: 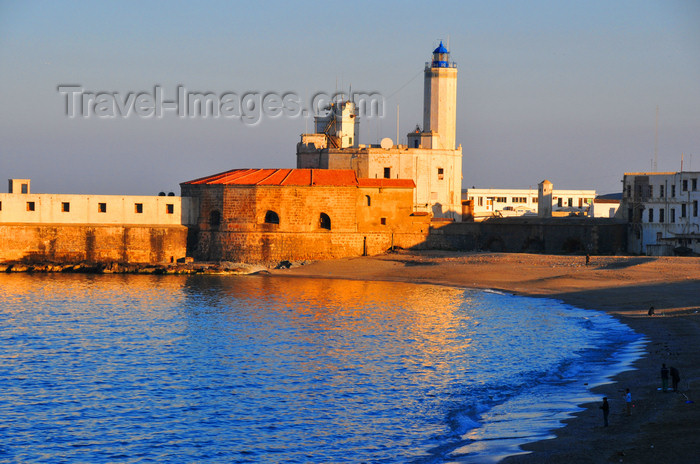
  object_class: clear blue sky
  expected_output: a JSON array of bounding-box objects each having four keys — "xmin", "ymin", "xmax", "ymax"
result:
[{"xmin": 1, "ymin": 0, "xmax": 699, "ymax": 195}]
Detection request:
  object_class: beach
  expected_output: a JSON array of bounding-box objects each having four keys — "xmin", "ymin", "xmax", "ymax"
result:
[{"xmin": 272, "ymin": 251, "xmax": 700, "ymax": 463}]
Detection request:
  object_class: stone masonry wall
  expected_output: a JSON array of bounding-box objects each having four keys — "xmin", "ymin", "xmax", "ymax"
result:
[
  {"xmin": 194, "ymin": 230, "xmax": 427, "ymax": 263},
  {"xmin": 0, "ymin": 224, "xmax": 188, "ymax": 264},
  {"xmin": 423, "ymin": 218, "xmax": 627, "ymax": 254}
]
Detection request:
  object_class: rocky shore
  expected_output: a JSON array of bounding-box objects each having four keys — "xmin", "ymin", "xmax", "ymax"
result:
[{"xmin": 0, "ymin": 260, "xmax": 284, "ymax": 275}]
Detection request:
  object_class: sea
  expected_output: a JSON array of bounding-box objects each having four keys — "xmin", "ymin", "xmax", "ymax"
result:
[{"xmin": 0, "ymin": 273, "xmax": 644, "ymax": 463}]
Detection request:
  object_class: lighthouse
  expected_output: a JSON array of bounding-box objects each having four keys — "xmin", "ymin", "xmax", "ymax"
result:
[
  {"xmin": 423, "ymin": 41, "xmax": 458, "ymax": 150},
  {"xmin": 298, "ymin": 41, "xmax": 463, "ymax": 220},
  {"xmin": 407, "ymin": 41, "xmax": 458, "ymax": 151}
]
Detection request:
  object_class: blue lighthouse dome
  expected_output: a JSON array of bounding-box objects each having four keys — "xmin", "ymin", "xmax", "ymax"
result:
[
  {"xmin": 433, "ymin": 41, "xmax": 449, "ymax": 54},
  {"xmin": 431, "ymin": 41, "xmax": 450, "ymax": 68}
]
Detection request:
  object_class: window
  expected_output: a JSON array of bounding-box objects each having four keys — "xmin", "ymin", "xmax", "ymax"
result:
[
  {"xmin": 27, "ymin": 201, "xmax": 35, "ymax": 211},
  {"xmin": 512, "ymin": 197, "xmax": 527, "ymax": 203},
  {"xmin": 693, "ymin": 179, "xmax": 698, "ymax": 191},
  {"xmin": 557, "ymin": 198, "xmax": 563, "ymax": 207},
  {"xmin": 648, "ymin": 186, "xmax": 653, "ymax": 197},
  {"xmin": 414, "ymin": 140, "xmax": 419, "ymax": 148},
  {"xmin": 659, "ymin": 208, "xmax": 665, "ymax": 223},
  {"xmin": 348, "ymin": 137, "xmax": 352, "ymax": 145},
  {"xmin": 166, "ymin": 204, "xmax": 174, "ymax": 214},
  {"xmin": 495, "ymin": 197, "xmax": 506, "ymax": 203},
  {"xmin": 0, "ymin": 201, "xmax": 2, "ymax": 211},
  {"xmin": 319, "ymin": 213, "xmax": 331, "ymax": 230},
  {"xmin": 672, "ymin": 185, "xmax": 676, "ymax": 197},
  {"xmin": 209, "ymin": 210, "xmax": 221, "ymax": 227},
  {"xmin": 478, "ymin": 197, "xmax": 483, "ymax": 207},
  {"xmin": 681, "ymin": 204, "xmax": 687, "ymax": 218},
  {"xmin": 437, "ymin": 168, "xmax": 444, "ymax": 180},
  {"xmin": 694, "ymin": 200, "xmax": 698, "ymax": 217},
  {"xmin": 380, "ymin": 217, "xmax": 386, "ymax": 225},
  {"xmin": 682, "ymin": 179, "xmax": 688, "ymax": 191},
  {"xmin": 660, "ymin": 185, "xmax": 664, "ymax": 197},
  {"xmin": 135, "ymin": 203, "xmax": 143, "ymax": 213},
  {"xmin": 264, "ymin": 210, "xmax": 279, "ymax": 224},
  {"xmin": 365, "ymin": 195, "xmax": 371, "ymax": 206},
  {"xmin": 671, "ymin": 208, "xmax": 676, "ymax": 223},
  {"xmin": 98, "ymin": 203, "xmax": 107, "ymax": 213},
  {"xmin": 648, "ymin": 208, "xmax": 654, "ymax": 222},
  {"xmin": 21, "ymin": 183, "xmax": 28, "ymax": 194},
  {"xmin": 383, "ymin": 167, "xmax": 391, "ymax": 179},
  {"xmin": 61, "ymin": 202, "xmax": 70, "ymax": 212},
  {"xmin": 568, "ymin": 198, "xmax": 573, "ymax": 207},
  {"xmin": 578, "ymin": 198, "xmax": 583, "ymax": 208}
]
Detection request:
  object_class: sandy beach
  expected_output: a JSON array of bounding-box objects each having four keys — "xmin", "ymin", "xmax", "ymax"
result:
[{"xmin": 272, "ymin": 251, "xmax": 700, "ymax": 463}]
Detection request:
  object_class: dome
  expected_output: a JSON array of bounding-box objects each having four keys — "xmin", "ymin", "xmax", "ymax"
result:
[{"xmin": 433, "ymin": 41, "xmax": 449, "ymax": 54}]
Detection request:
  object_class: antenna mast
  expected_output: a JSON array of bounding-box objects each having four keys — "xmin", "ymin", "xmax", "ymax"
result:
[
  {"xmin": 654, "ymin": 105, "xmax": 658, "ymax": 172},
  {"xmin": 396, "ymin": 104, "xmax": 399, "ymax": 147}
]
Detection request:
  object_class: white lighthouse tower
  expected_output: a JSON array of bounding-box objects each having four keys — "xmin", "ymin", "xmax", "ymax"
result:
[{"xmin": 408, "ymin": 41, "xmax": 458, "ymax": 150}]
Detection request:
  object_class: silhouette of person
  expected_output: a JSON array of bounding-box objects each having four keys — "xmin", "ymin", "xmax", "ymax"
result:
[
  {"xmin": 625, "ymin": 388, "xmax": 632, "ymax": 416},
  {"xmin": 648, "ymin": 305, "xmax": 655, "ymax": 316},
  {"xmin": 661, "ymin": 364, "xmax": 670, "ymax": 392},
  {"xmin": 600, "ymin": 397, "xmax": 610, "ymax": 426},
  {"xmin": 670, "ymin": 366, "xmax": 680, "ymax": 392}
]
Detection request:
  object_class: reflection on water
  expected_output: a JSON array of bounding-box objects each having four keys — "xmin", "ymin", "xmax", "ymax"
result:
[{"xmin": 0, "ymin": 273, "xmax": 639, "ymax": 463}]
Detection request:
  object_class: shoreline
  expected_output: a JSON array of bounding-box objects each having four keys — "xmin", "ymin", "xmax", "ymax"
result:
[{"xmin": 272, "ymin": 251, "xmax": 700, "ymax": 463}]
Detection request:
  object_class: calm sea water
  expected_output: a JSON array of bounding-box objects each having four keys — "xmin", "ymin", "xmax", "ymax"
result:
[{"xmin": 0, "ymin": 273, "xmax": 642, "ymax": 463}]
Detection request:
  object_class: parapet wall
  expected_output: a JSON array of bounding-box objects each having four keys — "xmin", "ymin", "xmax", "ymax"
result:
[{"xmin": 0, "ymin": 224, "xmax": 188, "ymax": 264}]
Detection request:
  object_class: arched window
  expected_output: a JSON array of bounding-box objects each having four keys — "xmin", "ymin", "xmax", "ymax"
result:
[
  {"xmin": 319, "ymin": 213, "xmax": 331, "ymax": 230},
  {"xmin": 209, "ymin": 210, "xmax": 221, "ymax": 227},
  {"xmin": 365, "ymin": 195, "xmax": 371, "ymax": 206},
  {"xmin": 264, "ymin": 210, "xmax": 280, "ymax": 224}
]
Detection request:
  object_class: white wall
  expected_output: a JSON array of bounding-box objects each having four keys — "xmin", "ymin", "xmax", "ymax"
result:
[
  {"xmin": 462, "ymin": 188, "xmax": 596, "ymax": 218},
  {"xmin": 0, "ymin": 193, "xmax": 198, "ymax": 226}
]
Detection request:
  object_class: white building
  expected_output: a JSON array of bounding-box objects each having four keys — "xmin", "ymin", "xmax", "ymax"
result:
[
  {"xmin": 621, "ymin": 171, "xmax": 700, "ymax": 255},
  {"xmin": 0, "ymin": 179, "xmax": 198, "ymax": 226},
  {"xmin": 297, "ymin": 42, "xmax": 463, "ymax": 221},
  {"xmin": 589, "ymin": 197, "xmax": 621, "ymax": 218},
  {"xmin": 461, "ymin": 187, "xmax": 596, "ymax": 220}
]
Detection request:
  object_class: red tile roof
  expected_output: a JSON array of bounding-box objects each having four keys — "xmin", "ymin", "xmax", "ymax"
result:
[{"xmin": 183, "ymin": 169, "xmax": 414, "ymax": 188}]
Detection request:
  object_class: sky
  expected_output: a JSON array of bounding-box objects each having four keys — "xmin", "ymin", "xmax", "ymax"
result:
[{"xmin": 1, "ymin": 0, "xmax": 699, "ymax": 195}]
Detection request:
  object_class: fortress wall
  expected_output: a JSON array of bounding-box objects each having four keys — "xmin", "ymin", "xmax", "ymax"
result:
[
  {"xmin": 0, "ymin": 224, "xmax": 188, "ymax": 264},
  {"xmin": 192, "ymin": 230, "xmax": 427, "ymax": 263},
  {"xmin": 422, "ymin": 219, "xmax": 627, "ymax": 254}
]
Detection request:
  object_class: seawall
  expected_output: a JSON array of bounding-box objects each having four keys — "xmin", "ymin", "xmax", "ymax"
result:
[{"xmin": 0, "ymin": 224, "xmax": 188, "ymax": 264}]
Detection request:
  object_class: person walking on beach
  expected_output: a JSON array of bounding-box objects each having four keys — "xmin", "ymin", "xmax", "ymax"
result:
[
  {"xmin": 600, "ymin": 397, "xmax": 610, "ymax": 426},
  {"xmin": 661, "ymin": 364, "xmax": 670, "ymax": 392},
  {"xmin": 670, "ymin": 366, "xmax": 681, "ymax": 392},
  {"xmin": 625, "ymin": 388, "xmax": 632, "ymax": 416}
]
